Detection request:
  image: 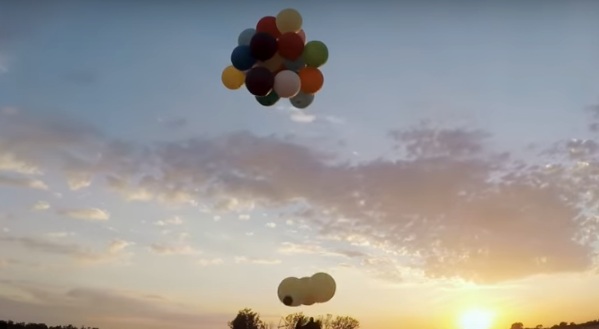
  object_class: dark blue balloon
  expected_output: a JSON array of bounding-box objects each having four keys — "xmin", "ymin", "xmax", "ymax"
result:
[{"xmin": 231, "ymin": 45, "xmax": 256, "ymax": 71}]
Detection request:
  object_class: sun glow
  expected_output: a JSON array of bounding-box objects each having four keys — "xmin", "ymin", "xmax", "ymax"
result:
[{"xmin": 459, "ymin": 308, "xmax": 496, "ymax": 329}]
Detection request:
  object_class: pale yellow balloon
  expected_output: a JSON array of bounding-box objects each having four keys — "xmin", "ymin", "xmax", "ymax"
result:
[
  {"xmin": 311, "ymin": 272, "xmax": 336, "ymax": 303},
  {"xmin": 276, "ymin": 8, "xmax": 303, "ymax": 33},
  {"xmin": 297, "ymin": 276, "xmax": 315, "ymax": 306},
  {"xmin": 277, "ymin": 277, "xmax": 302, "ymax": 307},
  {"xmin": 221, "ymin": 65, "xmax": 245, "ymax": 90}
]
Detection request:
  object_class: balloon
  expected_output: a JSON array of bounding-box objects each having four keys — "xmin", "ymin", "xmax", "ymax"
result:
[
  {"xmin": 277, "ymin": 277, "xmax": 302, "ymax": 307},
  {"xmin": 276, "ymin": 8, "xmax": 302, "ymax": 33},
  {"xmin": 290, "ymin": 91, "xmax": 314, "ymax": 109},
  {"xmin": 256, "ymin": 16, "xmax": 281, "ymax": 38},
  {"xmin": 278, "ymin": 32, "xmax": 305, "ymax": 61},
  {"xmin": 297, "ymin": 29, "xmax": 306, "ymax": 44},
  {"xmin": 245, "ymin": 67, "xmax": 274, "ymax": 96},
  {"xmin": 296, "ymin": 277, "xmax": 315, "ymax": 306},
  {"xmin": 311, "ymin": 272, "xmax": 336, "ymax": 303},
  {"xmin": 284, "ymin": 58, "xmax": 306, "ymax": 72},
  {"xmin": 261, "ymin": 53, "xmax": 285, "ymax": 73},
  {"xmin": 231, "ymin": 45, "xmax": 256, "ymax": 71},
  {"xmin": 238, "ymin": 28, "xmax": 256, "ymax": 46},
  {"xmin": 273, "ymin": 70, "xmax": 301, "ymax": 98},
  {"xmin": 250, "ymin": 32, "xmax": 278, "ymax": 61},
  {"xmin": 256, "ymin": 90, "xmax": 280, "ymax": 107},
  {"xmin": 221, "ymin": 65, "xmax": 245, "ymax": 90},
  {"xmin": 298, "ymin": 67, "xmax": 324, "ymax": 94},
  {"xmin": 302, "ymin": 40, "xmax": 329, "ymax": 68}
]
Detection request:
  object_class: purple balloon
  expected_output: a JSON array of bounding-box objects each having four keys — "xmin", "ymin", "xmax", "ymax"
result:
[
  {"xmin": 250, "ymin": 32, "xmax": 278, "ymax": 61},
  {"xmin": 245, "ymin": 67, "xmax": 274, "ymax": 96}
]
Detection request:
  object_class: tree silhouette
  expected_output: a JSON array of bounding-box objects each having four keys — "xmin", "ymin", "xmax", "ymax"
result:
[
  {"xmin": 329, "ymin": 316, "xmax": 359, "ymax": 329},
  {"xmin": 279, "ymin": 313, "xmax": 358, "ymax": 329},
  {"xmin": 511, "ymin": 323, "xmax": 524, "ymax": 329},
  {"xmin": 229, "ymin": 308, "xmax": 267, "ymax": 329}
]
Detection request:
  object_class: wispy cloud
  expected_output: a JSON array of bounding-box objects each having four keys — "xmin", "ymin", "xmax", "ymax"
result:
[
  {"xmin": 234, "ymin": 256, "xmax": 282, "ymax": 265},
  {"xmin": 0, "ymin": 235, "xmax": 133, "ymax": 264},
  {"xmin": 154, "ymin": 216, "xmax": 184, "ymax": 226},
  {"xmin": 56, "ymin": 208, "xmax": 110, "ymax": 221},
  {"xmin": 0, "ymin": 281, "xmax": 230, "ymax": 329},
  {"xmin": 0, "ymin": 175, "xmax": 48, "ymax": 190},
  {"xmin": 197, "ymin": 258, "xmax": 224, "ymax": 266},
  {"xmin": 149, "ymin": 244, "xmax": 200, "ymax": 256},
  {"xmin": 31, "ymin": 201, "xmax": 50, "ymax": 211},
  {"xmin": 278, "ymin": 242, "xmax": 367, "ymax": 259}
]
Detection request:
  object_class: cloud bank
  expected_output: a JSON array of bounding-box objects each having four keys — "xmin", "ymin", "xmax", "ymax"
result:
[{"xmin": 1, "ymin": 108, "xmax": 599, "ymax": 283}]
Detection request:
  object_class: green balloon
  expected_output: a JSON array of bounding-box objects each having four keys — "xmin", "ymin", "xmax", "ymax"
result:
[
  {"xmin": 302, "ymin": 40, "xmax": 328, "ymax": 68},
  {"xmin": 256, "ymin": 91, "xmax": 280, "ymax": 107}
]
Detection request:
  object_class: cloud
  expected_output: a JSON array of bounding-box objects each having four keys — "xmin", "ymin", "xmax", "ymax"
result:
[
  {"xmin": 56, "ymin": 208, "xmax": 110, "ymax": 221},
  {"xmin": 3, "ymin": 108, "xmax": 599, "ymax": 283},
  {"xmin": 107, "ymin": 127, "xmax": 595, "ymax": 283},
  {"xmin": 197, "ymin": 258, "xmax": 224, "ymax": 266},
  {"xmin": 290, "ymin": 110, "xmax": 316, "ymax": 123},
  {"xmin": 0, "ymin": 175, "xmax": 48, "ymax": 190},
  {"xmin": 278, "ymin": 242, "xmax": 367, "ymax": 259},
  {"xmin": 43, "ymin": 232, "xmax": 75, "ymax": 239},
  {"xmin": 149, "ymin": 244, "xmax": 200, "ymax": 256},
  {"xmin": 154, "ymin": 216, "xmax": 184, "ymax": 226},
  {"xmin": 32, "ymin": 201, "xmax": 50, "ymax": 211},
  {"xmin": 0, "ymin": 281, "xmax": 230, "ymax": 329},
  {"xmin": 0, "ymin": 235, "xmax": 132, "ymax": 264},
  {"xmin": 234, "ymin": 256, "xmax": 282, "ymax": 265},
  {"xmin": 0, "ymin": 153, "xmax": 42, "ymax": 175}
]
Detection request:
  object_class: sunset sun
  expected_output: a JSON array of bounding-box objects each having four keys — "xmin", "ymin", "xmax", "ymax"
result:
[{"xmin": 459, "ymin": 308, "xmax": 496, "ymax": 329}]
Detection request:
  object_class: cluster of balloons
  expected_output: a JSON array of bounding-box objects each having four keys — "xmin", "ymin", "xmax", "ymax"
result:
[
  {"xmin": 221, "ymin": 8, "xmax": 329, "ymax": 109},
  {"xmin": 277, "ymin": 272, "xmax": 336, "ymax": 307}
]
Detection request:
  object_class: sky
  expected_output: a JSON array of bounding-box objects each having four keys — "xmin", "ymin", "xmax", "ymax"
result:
[{"xmin": 1, "ymin": 1, "xmax": 599, "ymax": 329}]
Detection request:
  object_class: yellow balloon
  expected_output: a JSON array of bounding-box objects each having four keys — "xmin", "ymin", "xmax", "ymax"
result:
[
  {"xmin": 221, "ymin": 65, "xmax": 245, "ymax": 90},
  {"xmin": 276, "ymin": 8, "xmax": 303, "ymax": 33}
]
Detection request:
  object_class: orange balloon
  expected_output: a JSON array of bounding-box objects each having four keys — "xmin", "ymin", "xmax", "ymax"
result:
[{"xmin": 298, "ymin": 67, "xmax": 323, "ymax": 94}]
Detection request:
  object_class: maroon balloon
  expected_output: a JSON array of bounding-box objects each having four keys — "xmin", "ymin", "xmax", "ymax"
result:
[
  {"xmin": 245, "ymin": 67, "xmax": 274, "ymax": 96},
  {"xmin": 250, "ymin": 32, "xmax": 278, "ymax": 61},
  {"xmin": 278, "ymin": 32, "xmax": 304, "ymax": 60}
]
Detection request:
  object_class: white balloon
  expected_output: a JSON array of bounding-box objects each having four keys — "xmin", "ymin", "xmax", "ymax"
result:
[
  {"xmin": 277, "ymin": 277, "xmax": 302, "ymax": 307},
  {"xmin": 310, "ymin": 272, "xmax": 336, "ymax": 303},
  {"xmin": 297, "ymin": 276, "xmax": 317, "ymax": 306},
  {"xmin": 273, "ymin": 70, "xmax": 301, "ymax": 98}
]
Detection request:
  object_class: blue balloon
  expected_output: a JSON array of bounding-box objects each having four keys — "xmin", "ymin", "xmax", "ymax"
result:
[
  {"xmin": 231, "ymin": 45, "xmax": 256, "ymax": 71},
  {"xmin": 290, "ymin": 91, "xmax": 314, "ymax": 109},
  {"xmin": 284, "ymin": 58, "xmax": 306, "ymax": 72},
  {"xmin": 238, "ymin": 28, "xmax": 256, "ymax": 46}
]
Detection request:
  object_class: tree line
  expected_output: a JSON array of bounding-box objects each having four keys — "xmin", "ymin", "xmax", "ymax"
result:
[
  {"xmin": 0, "ymin": 309, "xmax": 359, "ymax": 329},
  {"xmin": 228, "ymin": 308, "xmax": 359, "ymax": 329},
  {"xmin": 511, "ymin": 319, "xmax": 599, "ymax": 329},
  {"xmin": 0, "ymin": 322, "xmax": 97, "ymax": 329}
]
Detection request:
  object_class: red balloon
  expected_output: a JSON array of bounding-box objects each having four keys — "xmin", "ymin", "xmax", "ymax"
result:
[
  {"xmin": 256, "ymin": 16, "xmax": 281, "ymax": 38},
  {"xmin": 277, "ymin": 32, "xmax": 305, "ymax": 61},
  {"xmin": 245, "ymin": 67, "xmax": 275, "ymax": 96}
]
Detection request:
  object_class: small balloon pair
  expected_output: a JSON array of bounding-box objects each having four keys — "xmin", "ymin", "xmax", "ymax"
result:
[
  {"xmin": 221, "ymin": 8, "xmax": 329, "ymax": 110},
  {"xmin": 277, "ymin": 272, "xmax": 336, "ymax": 307}
]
